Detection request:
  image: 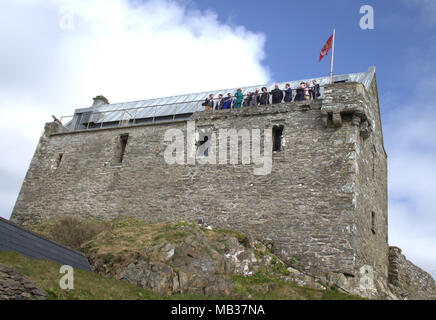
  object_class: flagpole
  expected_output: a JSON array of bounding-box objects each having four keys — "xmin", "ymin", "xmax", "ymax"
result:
[{"xmin": 330, "ymin": 29, "xmax": 336, "ymax": 83}]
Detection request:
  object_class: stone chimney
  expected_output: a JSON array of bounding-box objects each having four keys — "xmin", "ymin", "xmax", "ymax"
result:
[{"xmin": 92, "ymin": 95, "xmax": 109, "ymax": 108}]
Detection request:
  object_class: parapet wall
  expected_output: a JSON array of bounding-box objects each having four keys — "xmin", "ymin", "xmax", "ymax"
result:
[{"xmin": 10, "ymin": 82, "xmax": 388, "ymax": 281}]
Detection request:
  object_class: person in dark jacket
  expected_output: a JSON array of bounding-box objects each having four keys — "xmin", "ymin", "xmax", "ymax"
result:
[
  {"xmin": 311, "ymin": 80, "xmax": 320, "ymax": 100},
  {"xmin": 259, "ymin": 87, "xmax": 270, "ymax": 105},
  {"xmin": 294, "ymin": 82, "xmax": 305, "ymax": 102},
  {"xmin": 216, "ymin": 94, "xmax": 225, "ymax": 110},
  {"xmin": 250, "ymin": 89, "xmax": 260, "ymax": 106},
  {"xmin": 270, "ymin": 84, "xmax": 284, "ymax": 104},
  {"xmin": 243, "ymin": 92, "xmax": 252, "ymax": 107},
  {"xmin": 202, "ymin": 94, "xmax": 215, "ymax": 110},
  {"xmin": 283, "ymin": 83, "xmax": 293, "ymax": 102}
]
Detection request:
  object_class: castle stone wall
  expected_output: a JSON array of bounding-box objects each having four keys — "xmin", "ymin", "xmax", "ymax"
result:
[
  {"xmin": 354, "ymin": 77, "xmax": 389, "ymax": 282},
  {"xmin": 11, "ymin": 82, "xmax": 387, "ymax": 280},
  {"xmin": 321, "ymin": 79, "xmax": 389, "ymax": 284}
]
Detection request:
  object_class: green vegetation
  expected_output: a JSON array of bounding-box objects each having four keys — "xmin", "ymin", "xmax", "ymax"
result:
[
  {"xmin": 18, "ymin": 217, "xmax": 366, "ymax": 300},
  {"xmin": 231, "ymin": 272, "xmax": 364, "ymax": 300},
  {"xmin": 29, "ymin": 217, "xmax": 108, "ymax": 250},
  {"xmin": 0, "ymin": 250, "xmax": 232, "ymax": 300},
  {"xmin": 0, "ymin": 250, "xmax": 362, "ymax": 300},
  {"xmin": 210, "ymin": 228, "xmax": 247, "ymax": 244},
  {"xmin": 270, "ymin": 256, "xmax": 291, "ymax": 276},
  {"xmin": 103, "ymin": 253, "xmax": 114, "ymax": 264},
  {"xmin": 0, "ymin": 251, "xmax": 161, "ymax": 300}
]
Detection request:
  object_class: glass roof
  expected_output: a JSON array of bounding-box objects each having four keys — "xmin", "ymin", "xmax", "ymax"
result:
[{"xmin": 76, "ymin": 68, "xmax": 375, "ymax": 124}]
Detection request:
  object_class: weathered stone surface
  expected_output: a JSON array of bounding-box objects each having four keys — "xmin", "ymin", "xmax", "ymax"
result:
[
  {"xmin": 92, "ymin": 225, "xmax": 266, "ymax": 296},
  {"xmin": 388, "ymin": 247, "xmax": 436, "ymax": 300},
  {"xmin": 283, "ymin": 267, "xmax": 326, "ymax": 291},
  {"xmin": 10, "ymin": 76, "xmax": 397, "ymax": 297},
  {"xmin": 0, "ymin": 265, "xmax": 46, "ymax": 300}
]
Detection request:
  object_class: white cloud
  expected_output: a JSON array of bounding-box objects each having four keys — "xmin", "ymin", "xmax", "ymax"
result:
[
  {"xmin": 384, "ymin": 67, "xmax": 436, "ymax": 280},
  {"xmin": 0, "ymin": 0, "xmax": 270, "ymax": 219},
  {"xmin": 379, "ymin": 2, "xmax": 436, "ymax": 280}
]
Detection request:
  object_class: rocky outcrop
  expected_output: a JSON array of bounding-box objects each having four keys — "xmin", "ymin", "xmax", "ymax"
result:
[
  {"xmin": 0, "ymin": 265, "xmax": 46, "ymax": 300},
  {"xmin": 388, "ymin": 247, "xmax": 436, "ymax": 300},
  {"xmin": 86, "ymin": 224, "xmax": 297, "ymax": 296},
  {"xmin": 84, "ymin": 221, "xmax": 418, "ymax": 299}
]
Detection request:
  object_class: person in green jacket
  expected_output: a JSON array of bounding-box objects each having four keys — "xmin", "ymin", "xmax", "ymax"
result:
[{"xmin": 233, "ymin": 88, "xmax": 244, "ymax": 109}]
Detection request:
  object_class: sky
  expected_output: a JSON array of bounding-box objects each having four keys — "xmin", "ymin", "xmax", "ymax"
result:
[{"xmin": 0, "ymin": 0, "xmax": 435, "ymax": 279}]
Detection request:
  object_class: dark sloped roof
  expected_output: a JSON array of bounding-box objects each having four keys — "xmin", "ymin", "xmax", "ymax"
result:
[{"xmin": 0, "ymin": 217, "xmax": 92, "ymax": 271}]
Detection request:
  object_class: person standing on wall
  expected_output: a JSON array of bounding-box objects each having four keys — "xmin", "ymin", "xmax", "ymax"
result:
[
  {"xmin": 243, "ymin": 92, "xmax": 252, "ymax": 107},
  {"xmin": 283, "ymin": 83, "xmax": 293, "ymax": 102},
  {"xmin": 250, "ymin": 88, "xmax": 260, "ymax": 106},
  {"xmin": 271, "ymin": 84, "xmax": 284, "ymax": 104},
  {"xmin": 295, "ymin": 82, "xmax": 305, "ymax": 101},
  {"xmin": 311, "ymin": 80, "xmax": 320, "ymax": 100},
  {"xmin": 304, "ymin": 82, "xmax": 312, "ymax": 101},
  {"xmin": 259, "ymin": 87, "xmax": 270, "ymax": 105},
  {"xmin": 233, "ymin": 88, "xmax": 244, "ymax": 109},
  {"xmin": 222, "ymin": 93, "xmax": 233, "ymax": 109},
  {"xmin": 203, "ymin": 94, "xmax": 215, "ymax": 110},
  {"xmin": 216, "ymin": 94, "xmax": 225, "ymax": 110}
]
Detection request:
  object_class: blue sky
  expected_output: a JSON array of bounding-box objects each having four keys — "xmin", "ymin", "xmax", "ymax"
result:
[
  {"xmin": 0, "ymin": 0, "xmax": 435, "ymax": 279},
  {"xmin": 189, "ymin": 0, "xmax": 423, "ymax": 109}
]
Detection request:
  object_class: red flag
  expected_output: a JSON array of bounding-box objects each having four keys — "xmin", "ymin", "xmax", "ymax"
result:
[{"xmin": 319, "ymin": 34, "xmax": 334, "ymax": 62}]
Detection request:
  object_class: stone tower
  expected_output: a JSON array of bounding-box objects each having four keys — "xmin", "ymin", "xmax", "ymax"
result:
[{"xmin": 12, "ymin": 67, "xmax": 434, "ymax": 299}]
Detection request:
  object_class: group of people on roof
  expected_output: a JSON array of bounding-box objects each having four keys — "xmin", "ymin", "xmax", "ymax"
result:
[{"xmin": 202, "ymin": 80, "xmax": 321, "ymax": 111}]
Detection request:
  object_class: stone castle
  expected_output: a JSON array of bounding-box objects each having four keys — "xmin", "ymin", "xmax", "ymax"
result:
[{"xmin": 10, "ymin": 67, "xmax": 436, "ymax": 299}]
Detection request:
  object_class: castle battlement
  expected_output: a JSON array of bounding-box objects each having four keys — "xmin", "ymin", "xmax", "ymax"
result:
[{"xmin": 55, "ymin": 67, "xmax": 377, "ymax": 134}]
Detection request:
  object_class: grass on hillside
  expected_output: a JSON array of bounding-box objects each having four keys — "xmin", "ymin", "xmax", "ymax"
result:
[
  {"xmin": 231, "ymin": 272, "xmax": 365, "ymax": 300},
  {"xmin": 0, "ymin": 250, "xmax": 363, "ymax": 300},
  {"xmin": 19, "ymin": 217, "xmax": 366, "ymax": 300},
  {"xmin": 0, "ymin": 250, "xmax": 162, "ymax": 300}
]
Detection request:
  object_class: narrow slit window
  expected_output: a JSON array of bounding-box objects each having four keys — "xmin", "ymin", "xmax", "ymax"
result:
[
  {"xmin": 371, "ymin": 212, "xmax": 376, "ymax": 234},
  {"xmin": 119, "ymin": 134, "xmax": 129, "ymax": 163},
  {"xmin": 56, "ymin": 153, "xmax": 63, "ymax": 168},
  {"xmin": 272, "ymin": 125, "xmax": 284, "ymax": 152},
  {"xmin": 195, "ymin": 127, "xmax": 212, "ymax": 158},
  {"xmin": 372, "ymin": 145, "xmax": 377, "ymax": 178},
  {"xmin": 197, "ymin": 135, "xmax": 209, "ymax": 157}
]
